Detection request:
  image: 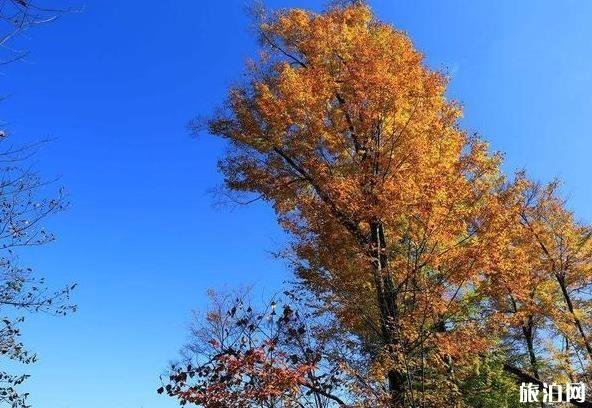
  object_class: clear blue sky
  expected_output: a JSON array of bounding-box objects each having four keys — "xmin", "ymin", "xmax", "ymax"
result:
[{"xmin": 1, "ymin": 1, "xmax": 590, "ymax": 407}]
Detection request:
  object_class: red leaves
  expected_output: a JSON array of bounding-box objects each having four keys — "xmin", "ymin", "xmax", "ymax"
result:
[
  {"xmin": 168, "ymin": 339, "xmax": 315, "ymax": 407},
  {"xmin": 163, "ymin": 292, "xmax": 321, "ymax": 407}
]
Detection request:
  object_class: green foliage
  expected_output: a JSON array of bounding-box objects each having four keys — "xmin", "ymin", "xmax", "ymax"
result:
[{"xmin": 461, "ymin": 355, "xmax": 533, "ymax": 408}]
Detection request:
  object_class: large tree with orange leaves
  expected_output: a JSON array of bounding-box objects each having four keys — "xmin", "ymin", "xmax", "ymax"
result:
[
  {"xmin": 205, "ymin": 3, "xmax": 510, "ymax": 405},
  {"xmin": 167, "ymin": 3, "xmax": 592, "ymax": 407}
]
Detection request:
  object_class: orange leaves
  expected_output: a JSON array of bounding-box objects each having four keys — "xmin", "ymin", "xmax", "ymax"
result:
[
  {"xmin": 201, "ymin": 2, "xmax": 592, "ymax": 404},
  {"xmin": 172, "ymin": 347, "xmax": 313, "ymax": 408},
  {"xmin": 210, "ymin": 2, "xmax": 510, "ymax": 375}
]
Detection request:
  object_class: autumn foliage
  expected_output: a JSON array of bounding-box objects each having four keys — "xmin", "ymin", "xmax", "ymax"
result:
[{"xmin": 165, "ymin": 3, "xmax": 592, "ymax": 407}]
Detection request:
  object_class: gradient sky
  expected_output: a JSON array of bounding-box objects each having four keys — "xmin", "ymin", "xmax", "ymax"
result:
[{"xmin": 1, "ymin": 1, "xmax": 590, "ymax": 407}]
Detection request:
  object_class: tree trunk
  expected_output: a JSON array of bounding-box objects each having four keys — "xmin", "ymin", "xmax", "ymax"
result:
[
  {"xmin": 556, "ymin": 274, "xmax": 592, "ymax": 359},
  {"xmin": 370, "ymin": 220, "xmax": 406, "ymax": 407}
]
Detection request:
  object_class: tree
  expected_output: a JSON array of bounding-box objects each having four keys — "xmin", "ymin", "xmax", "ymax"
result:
[
  {"xmin": 174, "ymin": 3, "xmax": 592, "ymax": 407},
  {"xmin": 502, "ymin": 182, "xmax": 592, "ymax": 392},
  {"xmin": 200, "ymin": 3, "xmax": 511, "ymax": 405},
  {"xmin": 0, "ymin": 2, "xmax": 76, "ymax": 407},
  {"xmin": 0, "ymin": 141, "xmax": 75, "ymax": 408},
  {"xmin": 0, "ymin": 0, "xmax": 76, "ymax": 65}
]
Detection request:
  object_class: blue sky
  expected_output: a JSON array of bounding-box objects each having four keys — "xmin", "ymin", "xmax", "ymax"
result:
[{"xmin": 0, "ymin": 1, "xmax": 590, "ymax": 407}]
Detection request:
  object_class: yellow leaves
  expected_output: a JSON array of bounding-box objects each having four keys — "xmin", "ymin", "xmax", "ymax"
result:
[
  {"xmin": 209, "ymin": 2, "xmax": 592, "ymax": 396},
  {"xmin": 279, "ymin": 9, "xmax": 310, "ymax": 30},
  {"xmin": 274, "ymin": 8, "xmax": 311, "ymax": 45},
  {"xmin": 572, "ymin": 307, "xmax": 586, "ymax": 321},
  {"xmin": 339, "ymin": 3, "xmax": 373, "ymax": 27}
]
